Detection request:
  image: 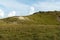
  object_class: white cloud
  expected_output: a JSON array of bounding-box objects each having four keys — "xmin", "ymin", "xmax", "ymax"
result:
[
  {"xmin": 0, "ymin": 0, "xmax": 60, "ymax": 18},
  {"xmin": 0, "ymin": 9, "xmax": 4, "ymax": 17},
  {"xmin": 0, "ymin": 0, "xmax": 30, "ymax": 16},
  {"xmin": 29, "ymin": 6, "xmax": 35, "ymax": 15},
  {"xmin": 8, "ymin": 11, "xmax": 16, "ymax": 17}
]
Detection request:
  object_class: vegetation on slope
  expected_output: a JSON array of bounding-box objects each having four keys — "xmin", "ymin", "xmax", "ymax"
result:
[
  {"xmin": 0, "ymin": 11, "xmax": 60, "ymax": 40},
  {"xmin": 0, "ymin": 11, "xmax": 60, "ymax": 25}
]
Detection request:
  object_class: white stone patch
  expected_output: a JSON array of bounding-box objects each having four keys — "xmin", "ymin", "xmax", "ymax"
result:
[
  {"xmin": 18, "ymin": 17, "xmax": 25, "ymax": 20},
  {"xmin": 18, "ymin": 16, "xmax": 30, "ymax": 20}
]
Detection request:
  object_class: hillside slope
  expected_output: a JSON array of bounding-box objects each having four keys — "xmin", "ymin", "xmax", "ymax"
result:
[
  {"xmin": 0, "ymin": 11, "xmax": 60, "ymax": 40},
  {"xmin": 0, "ymin": 11, "xmax": 60, "ymax": 25}
]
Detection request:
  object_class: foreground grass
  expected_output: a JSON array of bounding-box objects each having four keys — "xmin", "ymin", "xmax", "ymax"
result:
[{"xmin": 0, "ymin": 24, "xmax": 60, "ymax": 40}]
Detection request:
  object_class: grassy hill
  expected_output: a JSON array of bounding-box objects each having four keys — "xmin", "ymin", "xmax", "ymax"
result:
[
  {"xmin": 0, "ymin": 11, "xmax": 60, "ymax": 40},
  {"xmin": 0, "ymin": 11, "xmax": 60, "ymax": 25}
]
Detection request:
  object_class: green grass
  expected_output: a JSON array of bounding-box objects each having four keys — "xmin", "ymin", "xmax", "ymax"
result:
[
  {"xmin": 0, "ymin": 24, "xmax": 60, "ymax": 40},
  {"xmin": 0, "ymin": 11, "xmax": 60, "ymax": 40},
  {"xmin": 28, "ymin": 12, "xmax": 60, "ymax": 25}
]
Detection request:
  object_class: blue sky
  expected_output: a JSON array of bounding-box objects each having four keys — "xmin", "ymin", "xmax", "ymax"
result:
[{"xmin": 0, "ymin": 0, "xmax": 60, "ymax": 18}]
